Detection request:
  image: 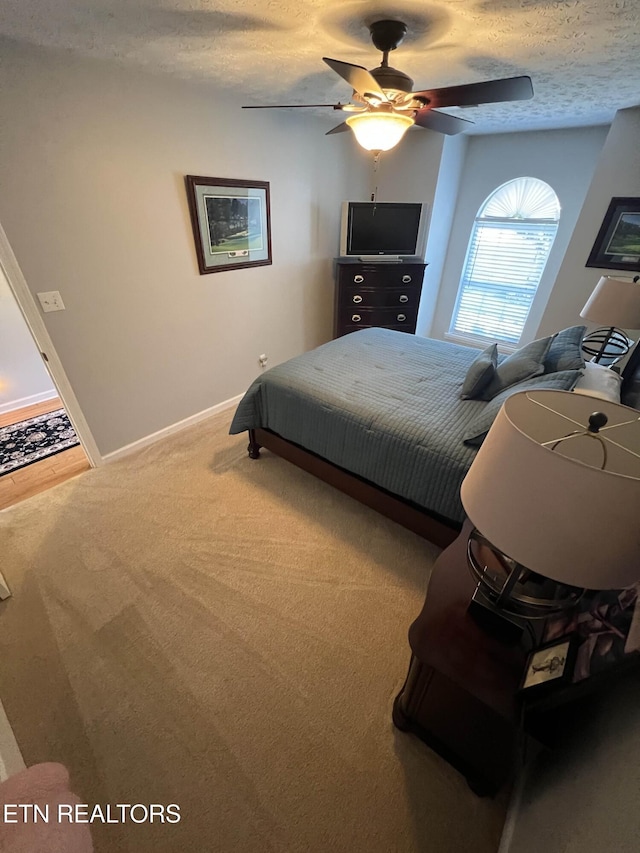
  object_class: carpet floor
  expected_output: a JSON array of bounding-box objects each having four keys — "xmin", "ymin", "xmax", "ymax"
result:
[{"xmin": 0, "ymin": 410, "xmax": 507, "ymax": 853}]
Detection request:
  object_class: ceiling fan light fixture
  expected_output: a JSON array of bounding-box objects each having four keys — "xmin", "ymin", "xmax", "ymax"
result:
[{"xmin": 345, "ymin": 111, "xmax": 414, "ymax": 152}]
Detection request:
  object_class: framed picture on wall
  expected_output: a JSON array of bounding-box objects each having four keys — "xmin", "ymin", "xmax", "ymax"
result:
[
  {"xmin": 185, "ymin": 176, "xmax": 272, "ymax": 274},
  {"xmin": 586, "ymin": 197, "xmax": 640, "ymax": 271}
]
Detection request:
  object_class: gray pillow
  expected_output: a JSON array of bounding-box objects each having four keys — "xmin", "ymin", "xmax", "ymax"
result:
[
  {"xmin": 479, "ymin": 335, "xmax": 554, "ymax": 401},
  {"xmin": 544, "ymin": 325, "xmax": 586, "ymax": 373},
  {"xmin": 463, "ymin": 369, "xmax": 582, "ymax": 447},
  {"xmin": 460, "ymin": 343, "xmax": 498, "ymax": 399}
]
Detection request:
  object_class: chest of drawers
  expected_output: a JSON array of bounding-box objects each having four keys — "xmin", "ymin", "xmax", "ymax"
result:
[{"xmin": 333, "ymin": 259, "xmax": 426, "ymax": 338}]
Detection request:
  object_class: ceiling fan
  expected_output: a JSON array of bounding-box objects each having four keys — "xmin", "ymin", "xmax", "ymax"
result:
[{"xmin": 242, "ymin": 20, "xmax": 534, "ymax": 151}]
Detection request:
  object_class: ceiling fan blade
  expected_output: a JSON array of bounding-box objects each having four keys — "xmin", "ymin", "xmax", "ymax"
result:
[
  {"xmin": 411, "ymin": 75, "xmax": 533, "ymax": 109},
  {"xmin": 242, "ymin": 104, "xmax": 344, "ymax": 110},
  {"xmin": 414, "ymin": 109, "xmax": 474, "ymax": 136},
  {"xmin": 322, "ymin": 57, "xmax": 389, "ymax": 103},
  {"xmin": 325, "ymin": 122, "xmax": 350, "ymax": 136}
]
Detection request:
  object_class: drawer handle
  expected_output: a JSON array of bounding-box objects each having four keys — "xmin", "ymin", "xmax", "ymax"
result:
[
  {"xmin": 399, "ymin": 294, "xmax": 409, "ymax": 303},
  {"xmin": 352, "ymin": 294, "xmax": 363, "ymax": 304},
  {"xmin": 352, "ymin": 314, "xmax": 361, "ymax": 322},
  {"xmin": 353, "ymin": 275, "xmax": 364, "ymax": 284},
  {"xmin": 397, "ymin": 313, "xmax": 407, "ymax": 322},
  {"xmin": 402, "ymin": 275, "xmax": 412, "ymax": 283}
]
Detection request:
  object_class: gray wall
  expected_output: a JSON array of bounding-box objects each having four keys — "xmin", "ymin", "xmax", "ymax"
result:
[
  {"xmin": 428, "ymin": 126, "xmax": 609, "ymax": 345},
  {"xmin": 417, "ymin": 134, "xmax": 468, "ymax": 338},
  {"xmin": 538, "ymin": 106, "xmax": 640, "ymax": 336},
  {"xmin": 0, "ymin": 265, "xmax": 55, "ymax": 413},
  {"xmin": 370, "ymin": 129, "xmax": 445, "ymax": 206},
  {"xmin": 0, "ymin": 36, "xmax": 451, "ymax": 457},
  {"xmin": 0, "ymin": 39, "xmax": 375, "ymax": 455}
]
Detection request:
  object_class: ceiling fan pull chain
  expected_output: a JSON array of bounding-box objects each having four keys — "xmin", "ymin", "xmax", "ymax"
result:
[{"xmin": 370, "ymin": 152, "xmax": 381, "ymax": 201}]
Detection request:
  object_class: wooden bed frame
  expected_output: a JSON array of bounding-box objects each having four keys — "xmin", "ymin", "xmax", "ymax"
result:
[
  {"xmin": 247, "ymin": 427, "xmax": 460, "ymax": 549},
  {"xmin": 246, "ymin": 343, "xmax": 640, "ymax": 550}
]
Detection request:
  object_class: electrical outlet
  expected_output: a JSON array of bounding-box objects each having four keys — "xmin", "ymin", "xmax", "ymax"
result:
[
  {"xmin": 258, "ymin": 353, "xmax": 268, "ymax": 367},
  {"xmin": 37, "ymin": 291, "xmax": 66, "ymax": 312}
]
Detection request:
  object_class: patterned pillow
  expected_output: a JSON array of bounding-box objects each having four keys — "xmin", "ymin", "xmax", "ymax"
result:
[
  {"xmin": 463, "ymin": 369, "xmax": 582, "ymax": 447},
  {"xmin": 544, "ymin": 325, "xmax": 586, "ymax": 373},
  {"xmin": 460, "ymin": 343, "xmax": 498, "ymax": 399},
  {"xmin": 478, "ymin": 335, "xmax": 554, "ymax": 401}
]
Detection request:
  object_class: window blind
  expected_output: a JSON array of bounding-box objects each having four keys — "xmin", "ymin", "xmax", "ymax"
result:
[{"xmin": 450, "ymin": 219, "xmax": 558, "ymax": 344}]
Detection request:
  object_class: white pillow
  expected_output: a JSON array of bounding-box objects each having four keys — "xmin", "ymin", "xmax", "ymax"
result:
[{"xmin": 573, "ymin": 361, "xmax": 622, "ymax": 403}]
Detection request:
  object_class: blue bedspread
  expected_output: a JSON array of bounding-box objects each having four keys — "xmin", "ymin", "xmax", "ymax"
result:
[{"xmin": 229, "ymin": 328, "xmax": 488, "ymax": 523}]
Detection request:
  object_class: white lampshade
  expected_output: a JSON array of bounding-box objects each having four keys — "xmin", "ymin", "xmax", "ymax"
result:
[
  {"xmin": 580, "ymin": 276, "xmax": 640, "ymax": 329},
  {"xmin": 345, "ymin": 112, "xmax": 414, "ymax": 152},
  {"xmin": 460, "ymin": 389, "xmax": 640, "ymax": 589}
]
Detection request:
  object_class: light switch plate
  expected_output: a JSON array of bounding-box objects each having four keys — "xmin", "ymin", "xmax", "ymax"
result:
[{"xmin": 37, "ymin": 291, "xmax": 65, "ymax": 312}]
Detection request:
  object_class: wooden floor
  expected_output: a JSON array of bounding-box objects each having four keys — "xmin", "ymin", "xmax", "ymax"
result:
[{"xmin": 0, "ymin": 397, "xmax": 90, "ymax": 510}]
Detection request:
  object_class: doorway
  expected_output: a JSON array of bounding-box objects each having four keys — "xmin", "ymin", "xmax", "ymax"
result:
[
  {"xmin": 0, "ymin": 405, "xmax": 91, "ymax": 510},
  {"xmin": 0, "ymin": 225, "xmax": 99, "ymax": 509}
]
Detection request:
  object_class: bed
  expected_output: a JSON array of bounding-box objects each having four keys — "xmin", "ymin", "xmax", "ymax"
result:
[{"xmin": 229, "ymin": 327, "xmax": 640, "ymax": 548}]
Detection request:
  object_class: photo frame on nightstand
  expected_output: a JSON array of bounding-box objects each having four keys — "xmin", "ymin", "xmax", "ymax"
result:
[{"xmin": 519, "ymin": 636, "xmax": 578, "ymax": 697}]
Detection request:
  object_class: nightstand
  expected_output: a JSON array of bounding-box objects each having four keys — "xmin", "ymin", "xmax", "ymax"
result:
[
  {"xmin": 394, "ymin": 521, "xmax": 640, "ymax": 795},
  {"xmin": 393, "ymin": 521, "xmax": 529, "ymax": 796}
]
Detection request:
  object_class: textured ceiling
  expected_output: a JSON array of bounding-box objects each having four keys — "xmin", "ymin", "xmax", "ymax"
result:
[{"xmin": 1, "ymin": 0, "xmax": 639, "ymax": 134}]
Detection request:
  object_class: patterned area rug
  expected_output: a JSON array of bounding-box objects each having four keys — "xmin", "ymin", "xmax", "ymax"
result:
[{"xmin": 0, "ymin": 409, "xmax": 80, "ymax": 476}]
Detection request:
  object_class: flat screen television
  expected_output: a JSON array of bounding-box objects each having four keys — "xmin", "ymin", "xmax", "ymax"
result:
[{"xmin": 339, "ymin": 201, "xmax": 428, "ymax": 260}]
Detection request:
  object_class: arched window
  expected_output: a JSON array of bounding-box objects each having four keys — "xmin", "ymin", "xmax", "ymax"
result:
[{"xmin": 449, "ymin": 177, "xmax": 560, "ymax": 345}]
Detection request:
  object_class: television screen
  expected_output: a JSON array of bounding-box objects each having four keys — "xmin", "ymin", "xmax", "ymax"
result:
[{"xmin": 341, "ymin": 202, "xmax": 426, "ymax": 258}]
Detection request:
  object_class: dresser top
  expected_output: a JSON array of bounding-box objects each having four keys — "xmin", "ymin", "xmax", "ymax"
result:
[{"xmin": 334, "ymin": 256, "xmax": 426, "ymax": 265}]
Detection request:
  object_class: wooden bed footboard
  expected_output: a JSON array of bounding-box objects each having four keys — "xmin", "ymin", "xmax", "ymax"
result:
[{"xmin": 248, "ymin": 428, "xmax": 460, "ymax": 550}]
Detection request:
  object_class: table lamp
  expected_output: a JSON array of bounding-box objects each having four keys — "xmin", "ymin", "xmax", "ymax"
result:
[
  {"xmin": 580, "ymin": 276, "xmax": 640, "ymax": 364},
  {"xmin": 460, "ymin": 389, "xmax": 640, "ymax": 636}
]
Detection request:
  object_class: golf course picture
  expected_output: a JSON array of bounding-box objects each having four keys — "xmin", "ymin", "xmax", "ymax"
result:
[
  {"xmin": 204, "ymin": 195, "xmax": 263, "ymax": 255},
  {"xmin": 606, "ymin": 211, "xmax": 640, "ymax": 259}
]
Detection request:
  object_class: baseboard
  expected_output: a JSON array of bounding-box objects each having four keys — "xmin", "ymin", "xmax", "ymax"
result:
[
  {"xmin": 0, "ymin": 698, "xmax": 25, "ymax": 782},
  {"xmin": 0, "ymin": 389, "xmax": 58, "ymax": 416},
  {"xmin": 497, "ymin": 761, "xmax": 531, "ymax": 853},
  {"xmin": 102, "ymin": 394, "xmax": 243, "ymax": 463}
]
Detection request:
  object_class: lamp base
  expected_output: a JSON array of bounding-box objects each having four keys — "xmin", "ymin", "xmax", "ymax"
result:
[
  {"xmin": 466, "ymin": 528, "xmax": 585, "ymax": 623},
  {"xmin": 468, "ymin": 585, "xmax": 527, "ymax": 644},
  {"xmin": 581, "ymin": 326, "xmax": 632, "ymax": 365}
]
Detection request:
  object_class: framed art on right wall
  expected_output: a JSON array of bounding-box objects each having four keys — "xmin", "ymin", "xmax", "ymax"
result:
[{"xmin": 586, "ymin": 197, "xmax": 640, "ymax": 271}]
